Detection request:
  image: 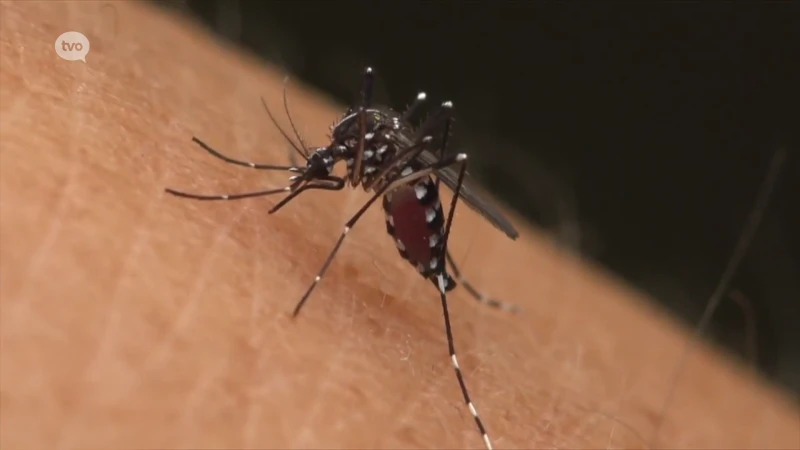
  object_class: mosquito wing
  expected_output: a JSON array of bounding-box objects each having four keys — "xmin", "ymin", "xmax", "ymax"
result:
[{"xmin": 418, "ymin": 149, "xmax": 519, "ymax": 240}]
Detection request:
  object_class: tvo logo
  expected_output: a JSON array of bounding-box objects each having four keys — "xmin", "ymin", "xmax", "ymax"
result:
[{"xmin": 55, "ymin": 31, "xmax": 90, "ymax": 62}]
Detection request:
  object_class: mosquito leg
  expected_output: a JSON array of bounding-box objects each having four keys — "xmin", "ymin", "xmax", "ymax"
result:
[
  {"xmin": 268, "ymin": 177, "xmax": 346, "ymax": 214},
  {"xmin": 362, "ymin": 136, "xmax": 433, "ymax": 192},
  {"xmin": 166, "ymin": 176, "xmax": 343, "ymax": 205},
  {"xmin": 291, "ymin": 152, "xmax": 469, "ymax": 318},
  {"xmin": 415, "ymin": 100, "xmax": 454, "ymax": 143},
  {"xmin": 361, "ymin": 66, "xmax": 374, "ymax": 108},
  {"xmin": 350, "ymin": 67, "xmax": 374, "ymax": 187},
  {"xmin": 289, "ymin": 178, "xmax": 383, "ymax": 317},
  {"xmin": 431, "ymin": 105, "xmax": 453, "ymax": 192},
  {"xmin": 437, "ymin": 156, "xmax": 493, "ymax": 450},
  {"xmin": 164, "ymin": 186, "xmax": 290, "ymax": 201},
  {"xmin": 444, "ymin": 249, "xmax": 521, "ymax": 313},
  {"xmin": 425, "ymin": 107, "xmax": 517, "ymax": 313},
  {"xmin": 191, "ymin": 137, "xmax": 295, "ymax": 171},
  {"xmin": 422, "ymin": 101, "xmax": 457, "ymax": 187},
  {"xmin": 287, "ymin": 149, "xmax": 492, "ymax": 446},
  {"xmin": 402, "ymin": 91, "xmax": 427, "ymax": 122},
  {"xmin": 381, "ymin": 152, "xmax": 467, "ymax": 192}
]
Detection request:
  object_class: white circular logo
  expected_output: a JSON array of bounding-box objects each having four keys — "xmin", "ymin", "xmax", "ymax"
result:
[{"xmin": 55, "ymin": 31, "xmax": 90, "ymax": 62}]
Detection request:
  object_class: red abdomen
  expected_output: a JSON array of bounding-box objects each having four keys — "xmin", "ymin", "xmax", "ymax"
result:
[{"xmin": 387, "ymin": 185, "xmax": 432, "ymax": 265}]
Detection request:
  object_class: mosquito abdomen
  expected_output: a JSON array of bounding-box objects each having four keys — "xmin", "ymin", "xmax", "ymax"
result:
[{"xmin": 387, "ymin": 185, "xmax": 434, "ymax": 265}]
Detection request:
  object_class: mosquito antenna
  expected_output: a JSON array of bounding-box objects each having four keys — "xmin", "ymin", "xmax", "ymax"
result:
[
  {"xmin": 281, "ymin": 76, "xmax": 311, "ymax": 158},
  {"xmin": 650, "ymin": 146, "xmax": 788, "ymax": 445},
  {"xmin": 191, "ymin": 137, "xmax": 295, "ymax": 171},
  {"xmin": 260, "ymin": 96, "xmax": 308, "ymax": 162}
]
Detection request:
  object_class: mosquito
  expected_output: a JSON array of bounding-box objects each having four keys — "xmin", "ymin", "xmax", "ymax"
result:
[{"xmin": 164, "ymin": 67, "xmax": 520, "ymax": 450}]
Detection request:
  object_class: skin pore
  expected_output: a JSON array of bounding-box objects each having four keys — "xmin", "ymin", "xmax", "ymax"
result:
[{"xmin": 1, "ymin": 2, "xmax": 798, "ymax": 449}]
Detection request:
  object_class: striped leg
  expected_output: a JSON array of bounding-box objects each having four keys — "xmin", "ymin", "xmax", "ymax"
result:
[
  {"xmin": 165, "ymin": 186, "xmax": 290, "ymax": 201},
  {"xmin": 164, "ymin": 137, "xmax": 301, "ymax": 201},
  {"xmin": 290, "ymin": 150, "xmax": 468, "ymax": 318},
  {"xmin": 427, "ymin": 102, "xmax": 519, "ymax": 314},
  {"xmin": 348, "ymin": 66, "xmax": 375, "ymax": 187},
  {"xmin": 445, "ymin": 250, "xmax": 521, "ymax": 313},
  {"xmin": 437, "ymin": 156, "xmax": 493, "ymax": 450},
  {"xmin": 403, "ymin": 91, "xmax": 427, "ymax": 122}
]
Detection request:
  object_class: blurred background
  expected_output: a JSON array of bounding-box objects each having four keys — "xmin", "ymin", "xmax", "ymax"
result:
[{"xmin": 155, "ymin": 1, "xmax": 798, "ymax": 400}]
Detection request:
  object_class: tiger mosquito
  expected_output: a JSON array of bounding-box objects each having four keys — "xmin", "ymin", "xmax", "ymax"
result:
[{"xmin": 164, "ymin": 67, "xmax": 521, "ymax": 449}]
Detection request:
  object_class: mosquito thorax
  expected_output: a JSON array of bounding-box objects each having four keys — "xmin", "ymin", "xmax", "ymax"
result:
[
  {"xmin": 327, "ymin": 107, "xmax": 421, "ymax": 189},
  {"xmin": 331, "ymin": 106, "xmax": 408, "ymax": 140}
]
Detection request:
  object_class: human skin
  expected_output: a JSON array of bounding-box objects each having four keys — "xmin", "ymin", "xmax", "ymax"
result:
[{"xmin": 1, "ymin": 2, "xmax": 798, "ymax": 449}]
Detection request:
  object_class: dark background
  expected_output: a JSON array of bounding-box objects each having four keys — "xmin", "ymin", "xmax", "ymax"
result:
[{"xmin": 156, "ymin": 1, "xmax": 799, "ymax": 400}]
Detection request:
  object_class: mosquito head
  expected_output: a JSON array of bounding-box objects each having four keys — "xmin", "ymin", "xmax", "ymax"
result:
[
  {"xmin": 306, "ymin": 149, "xmax": 335, "ymax": 178},
  {"xmin": 276, "ymin": 146, "xmax": 343, "ymax": 213},
  {"xmin": 288, "ymin": 147, "xmax": 335, "ymax": 184}
]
